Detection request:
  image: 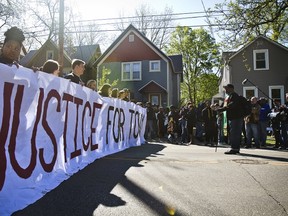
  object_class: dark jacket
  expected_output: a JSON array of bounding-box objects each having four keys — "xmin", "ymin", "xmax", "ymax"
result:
[
  {"xmin": 219, "ymin": 92, "xmax": 244, "ymax": 120},
  {"xmin": 65, "ymin": 72, "xmax": 84, "ymax": 85},
  {"xmin": 202, "ymin": 107, "xmax": 217, "ymax": 123}
]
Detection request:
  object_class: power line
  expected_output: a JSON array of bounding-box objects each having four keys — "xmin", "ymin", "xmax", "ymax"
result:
[
  {"xmin": 12, "ymin": 11, "xmax": 223, "ymax": 35},
  {"xmin": 33, "ymin": 23, "xmax": 228, "ymax": 38},
  {"xmin": 71, "ymin": 10, "xmax": 225, "ymax": 23},
  {"xmin": 201, "ymin": 0, "xmax": 215, "ymax": 37}
]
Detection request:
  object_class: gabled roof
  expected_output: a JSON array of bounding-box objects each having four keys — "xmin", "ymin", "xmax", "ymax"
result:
[
  {"xmin": 20, "ymin": 50, "xmax": 37, "ymax": 66},
  {"xmin": 65, "ymin": 44, "xmax": 101, "ymax": 64},
  {"xmin": 228, "ymin": 35, "xmax": 288, "ymax": 60},
  {"xmin": 94, "ymin": 24, "xmax": 181, "ymax": 74},
  {"xmin": 20, "ymin": 39, "xmax": 100, "ymax": 66},
  {"xmin": 138, "ymin": 80, "xmax": 167, "ymax": 93},
  {"xmin": 168, "ymin": 55, "xmax": 183, "ymax": 73},
  {"xmin": 19, "ymin": 39, "xmax": 71, "ymax": 66}
]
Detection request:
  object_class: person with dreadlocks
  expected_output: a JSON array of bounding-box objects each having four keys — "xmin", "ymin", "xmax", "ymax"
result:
[{"xmin": 0, "ymin": 27, "xmax": 25, "ymax": 67}]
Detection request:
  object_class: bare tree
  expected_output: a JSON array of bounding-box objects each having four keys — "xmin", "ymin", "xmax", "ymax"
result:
[
  {"xmin": 12, "ymin": 0, "xmax": 105, "ymax": 51},
  {"xmin": 0, "ymin": 0, "xmax": 26, "ymax": 31},
  {"xmin": 116, "ymin": 4, "xmax": 175, "ymax": 49},
  {"xmin": 65, "ymin": 21, "xmax": 108, "ymax": 47}
]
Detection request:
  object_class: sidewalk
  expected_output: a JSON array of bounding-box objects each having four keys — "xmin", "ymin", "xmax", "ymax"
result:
[{"xmin": 13, "ymin": 141, "xmax": 288, "ymax": 216}]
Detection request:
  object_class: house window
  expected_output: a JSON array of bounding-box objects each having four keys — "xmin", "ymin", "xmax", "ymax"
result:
[
  {"xmin": 150, "ymin": 94, "xmax": 161, "ymax": 106},
  {"xmin": 122, "ymin": 62, "xmax": 141, "ymax": 81},
  {"xmin": 253, "ymin": 49, "xmax": 269, "ymax": 70},
  {"xmin": 269, "ymin": 85, "xmax": 284, "ymax": 106},
  {"xmin": 149, "ymin": 60, "xmax": 160, "ymax": 72},
  {"xmin": 46, "ymin": 50, "xmax": 54, "ymax": 60},
  {"xmin": 243, "ymin": 86, "xmax": 258, "ymax": 99}
]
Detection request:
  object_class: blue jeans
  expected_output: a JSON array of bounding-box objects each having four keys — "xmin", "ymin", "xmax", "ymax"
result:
[
  {"xmin": 228, "ymin": 118, "xmax": 243, "ymax": 151},
  {"xmin": 217, "ymin": 118, "xmax": 224, "ymax": 143},
  {"xmin": 259, "ymin": 120, "xmax": 269, "ymax": 146},
  {"xmin": 245, "ymin": 122, "xmax": 260, "ymax": 147},
  {"xmin": 180, "ymin": 119, "xmax": 188, "ymax": 143}
]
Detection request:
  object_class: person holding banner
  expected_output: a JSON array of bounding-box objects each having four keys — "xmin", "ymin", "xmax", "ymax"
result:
[
  {"xmin": 98, "ymin": 83, "xmax": 111, "ymax": 97},
  {"xmin": 42, "ymin": 59, "xmax": 60, "ymax": 76},
  {"xmin": 86, "ymin": 79, "xmax": 97, "ymax": 91},
  {"xmin": 111, "ymin": 88, "xmax": 119, "ymax": 98},
  {"xmin": 65, "ymin": 59, "xmax": 85, "ymax": 86},
  {"xmin": 0, "ymin": 26, "xmax": 25, "ymax": 67}
]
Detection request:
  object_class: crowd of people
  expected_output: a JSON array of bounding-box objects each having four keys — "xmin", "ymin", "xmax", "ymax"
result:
[
  {"xmin": 214, "ymin": 84, "xmax": 288, "ymax": 154},
  {"xmin": 0, "ymin": 26, "xmax": 131, "ymax": 101},
  {"xmin": 142, "ymin": 84, "xmax": 288, "ymax": 156},
  {"xmin": 1, "ymin": 27, "xmax": 288, "ymax": 155}
]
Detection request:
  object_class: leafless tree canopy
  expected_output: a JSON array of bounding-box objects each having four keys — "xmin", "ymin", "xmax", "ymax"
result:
[{"xmin": 116, "ymin": 4, "xmax": 175, "ymax": 49}]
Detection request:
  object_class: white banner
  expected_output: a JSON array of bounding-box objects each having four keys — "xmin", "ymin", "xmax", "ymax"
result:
[{"xmin": 0, "ymin": 64, "xmax": 147, "ymax": 215}]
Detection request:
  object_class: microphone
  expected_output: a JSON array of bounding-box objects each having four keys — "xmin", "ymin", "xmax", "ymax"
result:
[{"xmin": 242, "ymin": 79, "xmax": 248, "ymax": 85}]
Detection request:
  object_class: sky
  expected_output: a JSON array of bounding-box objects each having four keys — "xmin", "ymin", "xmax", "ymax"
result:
[{"xmin": 67, "ymin": 0, "xmax": 224, "ymax": 29}]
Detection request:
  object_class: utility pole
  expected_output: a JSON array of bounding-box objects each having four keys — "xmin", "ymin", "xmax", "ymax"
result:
[{"xmin": 58, "ymin": 0, "xmax": 64, "ymax": 76}]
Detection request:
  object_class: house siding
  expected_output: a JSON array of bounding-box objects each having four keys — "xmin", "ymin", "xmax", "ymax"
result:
[
  {"xmin": 229, "ymin": 37, "xmax": 288, "ymax": 100},
  {"xmin": 95, "ymin": 25, "xmax": 182, "ymax": 107},
  {"xmin": 99, "ymin": 59, "xmax": 169, "ymax": 103},
  {"xmin": 105, "ymin": 32, "xmax": 162, "ymax": 62}
]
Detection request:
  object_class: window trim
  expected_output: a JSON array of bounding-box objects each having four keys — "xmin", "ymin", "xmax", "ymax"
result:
[
  {"xmin": 243, "ymin": 86, "xmax": 258, "ymax": 98},
  {"xmin": 269, "ymin": 85, "xmax": 284, "ymax": 107},
  {"xmin": 46, "ymin": 50, "xmax": 54, "ymax": 60},
  {"xmin": 253, "ymin": 49, "xmax": 269, "ymax": 70},
  {"xmin": 149, "ymin": 93, "xmax": 161, "ymax": 106},
  {"xmin": 149, "ymin": 60, "xmax": 161, "ymax": 72},
  {"xmin": 121, "ymin": 61, "xmax": 142, "ymax": 81}
]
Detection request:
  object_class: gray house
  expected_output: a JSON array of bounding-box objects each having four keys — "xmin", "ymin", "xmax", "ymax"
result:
[
  {"xmin": 20, "ymin": 39, "xmax": 101, "ymax": 82},
  {"xmin": 217, "ymin": 35, "xmax": 288, "ymax": 107},
  {"xmin": 94, "ymin": 24, "xmax": 183, "ymax": 107}
]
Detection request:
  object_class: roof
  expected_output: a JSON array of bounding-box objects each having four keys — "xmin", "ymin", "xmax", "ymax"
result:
[
  {"xmin": 138, "ymin": 80, "xmax": 167, "ymax": 93},
  {"xmin": 94, "ymin": 24, "xmax": 181, "ymax": 74},
  {"xmin": 20, "ymin": 50, "xmax": 37, "ymax": 66},
  {"xmin": 65, "ymin": 44, "xmax": 100, "ymax": 64},
  {"xmin": 19, "ymin": 39, "xmax": 71, "ymax": 66},
  {"xmin": 19, "ymin": 39, "xmax": 100, "ymax": 66},
  {"xmin": 168, "ymin": 55, "xmax": 183, "ymax": 73},
  {"xmin": 228, "ymin": 35, "xmax": 288, "ymax": 60}
]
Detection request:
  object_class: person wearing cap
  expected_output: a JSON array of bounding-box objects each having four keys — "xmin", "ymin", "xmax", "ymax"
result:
[
  {"xmin": 0, "ymin": 27, "xmax": 25, "ymax": 67},
  {"xmin": 217, "ymin": 84, "xmax": 244, "ymax": 154}
]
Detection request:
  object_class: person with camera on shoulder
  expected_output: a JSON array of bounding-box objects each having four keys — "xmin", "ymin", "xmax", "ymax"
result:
[{"xmin": 244, "ymin": 97, "xmax": 261, "ymax": 148}]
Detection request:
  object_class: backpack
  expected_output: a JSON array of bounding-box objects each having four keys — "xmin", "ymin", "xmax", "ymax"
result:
[{"xmin": 239, "ymin": 96, "xmax": 252, "ymax": 117}]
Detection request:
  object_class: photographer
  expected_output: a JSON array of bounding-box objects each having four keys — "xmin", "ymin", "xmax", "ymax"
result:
[
  {"xmin": 244, "ymin": 97, "xmax": 261, "ymax": 148},
  {"xmin": 268, "ymin": 99, "xmax": 287, "ymax": 149}
]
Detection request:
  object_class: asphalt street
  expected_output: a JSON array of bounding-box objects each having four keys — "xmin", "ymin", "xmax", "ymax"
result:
[{"xmin": 13, "ymin": 141, "xmax": 288, "ymax": 216}]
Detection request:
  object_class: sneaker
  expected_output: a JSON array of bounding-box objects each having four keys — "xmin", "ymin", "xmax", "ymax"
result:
[{"xmin": 224, "ymin": 149, "xmax": 240, "ymax": 154}]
